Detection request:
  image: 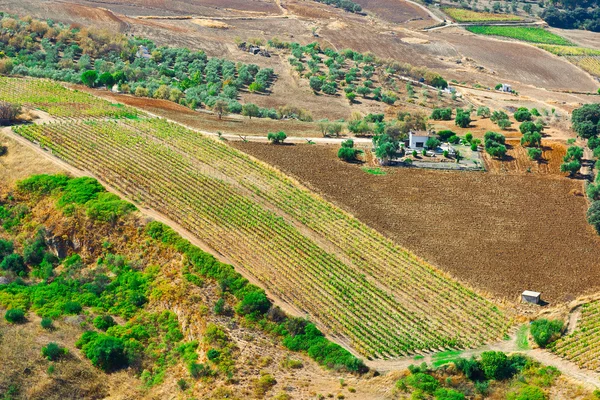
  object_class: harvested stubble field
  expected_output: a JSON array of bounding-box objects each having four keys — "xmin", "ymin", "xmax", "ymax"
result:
[
  {"xmin": 482, "ymin": 140, "xmax": 566, "ymax": 175},
  {"xmin": 352, "ymin": 0, "xmax": 433, "ymax": 24},
  {"xmin": 231, "ymin": 142, "xmax": 600, "ymax": 304}
]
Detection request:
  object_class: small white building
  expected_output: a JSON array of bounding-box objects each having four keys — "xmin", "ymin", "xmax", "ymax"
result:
[
  {"xmin": 501, "ymin": 83, "xmax": 512, "ymax": 93},
  {"xmin": 521, "ymin": 290, "xmax": 541, "ymax": 305},
  {"xmin": 408, "ymin": 130, "xmax": 436, "ymax": 149}
]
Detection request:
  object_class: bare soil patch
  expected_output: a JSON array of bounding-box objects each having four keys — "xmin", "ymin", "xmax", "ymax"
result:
[
  {"xmin": 482, "ymin": 140, "xmax": 566, "ymax": 175},
  {"xmin": 434, "ymin": 28, "xmax": 598, "ymax": 92},
  {"xmin": 0, "ymin": 128, "xmax": 65, "ymax": 183},
  {"xmin": 231, "ymin": 142, "xmax": 600, "ymax": 304},
  {"xmin": 354, "ymin": 0, "xmax": 433, "ymax": 24}
]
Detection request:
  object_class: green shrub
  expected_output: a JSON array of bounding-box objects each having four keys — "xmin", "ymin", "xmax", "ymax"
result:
[
  {"xmin": 507, "ymin": 385, "xmax": 547, "ymax": 400},
  {"xmin": 0, "ymin": 239, "xmax": 14, "ymax": 262},
  {"xmin": 426, "ymin": 137, "xmax": 441, "ymax": 150},
  {"xmin": 235, "ymin": 290, "xmax": 271, "ymax": 317},
  {"xmin": 480, "ymin": 351, "xmax": 514, "ymax": 380},
  {"xmin": 85, "ymin": 193, "xmax": 136, "ymax": 222},
  {"xmin": 484, "ymin": 131, "xmax": 507, "ymax": 159},
  {"xmin": 530, "ymin": 319, "xmax": 563, "ymax": 348},
  {"xmin": 514, "ymin": 108, "xmax": 532, "ymax": 122},
  {"xmin": 254, "ymin": 373, "xmax": 277, "ymax": 397},
  {"xmin": 213, "ymin": 298, "xmax": 226, "ymax": 315},
  {"xmin": 177, "ymin": 378, "xmax": 188, "ymax": 391},
  {"xmin": 528, "ymin": 147, "xmax": 543, "ymax": 160},
  {"xmin": 455, "ymin": 109, "xmax": 471, "ymax": 128},
  {"xmin": 77, "ymin": 331, "xmax": 128, "ymax": 372},
  {"xmin": 267, "ymin": 131, "xmax": 287, "ymax": 144},
  {"xmin": 57, "ymin": 177, "xmax": 104, "ymax": 208},
  {"xmin": 206, "ymin": 348, "xmax": 220, "ymax": 361},
  {"xmin": 454, "ymin": 357, "xmax": 485, "ymax": 381},
  {"xmin": 41, "ymin": 342, "xmax": 67, "ymax": 361},
  {"xmin": 403, "ymin": 372, "xmax": 439, "ymax": 393},
  {"xmin": 338, "ymin": 147, "xmax": 359, "ymax": 162},
  {"xmin": 438, "ymin": 130, "xmax": 455, "ymax": 142},
  {"xmin": 4, "ymin": 308, "xmax": 25, "ymax": 323},
  {"xmin": 23, "ymin": 238, "xmax": 46, "ymax": 266},
  {"xmin": 63, "ymin": 301, "xmax": 82, "ymax": 315},
  {"xmin": 434, "ymin": 388, "xmax": 465, "ymax": 400},
  {"xmin": 93, "ymin": 315, "xmax": 116, "ymax": 331},
  {"xmin": 189, "ymin": 362, "xmax": 212, "ymax": 378},
  {"xmin": 16, "ymin": 174, "xmax": 69, "ymax": 195},
  {"xmin": 431, "ymin": 108, "xmax": 453, "ymax": 121},
  {"xmin": 0, "ymin": 254, "xmax": 27, "ymax": 275},
  {"xmin": 41, "ymin": 317, "xmax": 53, "ymax": 330}
]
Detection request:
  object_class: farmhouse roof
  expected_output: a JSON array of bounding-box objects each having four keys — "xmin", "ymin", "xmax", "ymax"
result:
[
  {"xmin": 522, "ymin": 290, "xmax": 540, "ymax": 297},
  {"xmin": 409, "ymin": 130, "xmax": 436, "ymax": 138}
]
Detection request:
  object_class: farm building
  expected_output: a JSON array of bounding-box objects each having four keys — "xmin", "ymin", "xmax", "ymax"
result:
[
  {"xmin": 521, "ymin": 290, "xmax": 541, "ymax": 305},
  {"xmin": 501, "ymin": 83, "xmax": 512, "ymax": 92},
  {"xmin": 408, "ymin": 130, "xmax": 436, "ymax": 149}
]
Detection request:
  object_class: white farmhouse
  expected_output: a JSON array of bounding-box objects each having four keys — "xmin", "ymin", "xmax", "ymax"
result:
[{"xmin": 408, "ymin": 130, "xmax": 436, "ymax": 149}]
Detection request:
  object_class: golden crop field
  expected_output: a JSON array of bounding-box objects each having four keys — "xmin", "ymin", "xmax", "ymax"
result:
[{"xmin": 443, "ymin": 8, "xmax": 521, "ymax": 22}]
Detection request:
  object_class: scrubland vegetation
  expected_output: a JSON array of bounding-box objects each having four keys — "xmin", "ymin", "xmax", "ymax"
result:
[{"xmin": 0, "ymin": 173, "xmax": 369, "ymax": 397}]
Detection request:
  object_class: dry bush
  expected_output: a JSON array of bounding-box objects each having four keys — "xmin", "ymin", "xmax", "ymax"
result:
[{"xmin": 0, "ymin": 102, "xmax": 21, "ymax": 125}]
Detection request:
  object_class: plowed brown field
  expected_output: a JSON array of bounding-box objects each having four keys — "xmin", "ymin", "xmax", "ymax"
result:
[
  {"xmin": 482, "ymin": 140, "xmax": 566, "ymax": 175},
  {"xmin": 232, "ymin": 142, "xmax": 600, "ymax": 304}
]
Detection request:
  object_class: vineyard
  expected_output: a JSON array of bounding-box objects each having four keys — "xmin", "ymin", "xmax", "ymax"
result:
[
  {"xmin": 536, "ymin": 45, "xmax": 600, "ymax": 56},
  {"xmin": 550, "ymin": 301, "xmax": 600, "ymax": 372},
  {"xmin": 10, "ymin": 84, "xmax": 512, "ymax": 358},
  {"xmin": 566, "ymin": 56, "xmax": 600, "ymax": 77},
  {"xmin": 0, "ymin": 77, "xmax": 141, "ymax": 119},
  {"xmin": 443, "ymin": 8, "xmax": 521, "ymax": 22},
  {"xmin": 466, "ymin": 26, "xmax": 573, "ymax": 45}
]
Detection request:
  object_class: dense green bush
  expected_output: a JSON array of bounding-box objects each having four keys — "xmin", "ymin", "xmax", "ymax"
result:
[
  {"xmin": 530, "ymin": 319, "xmax": 563, "ymax": 348},
  {"xmin": 514, "ymin": 108, "xmax": 532, "ymax": 122},
  {"xmin": 40, "ymin": 317, "xmax": 53, "ymax": 330},
  {"xmin": 572, "ymin": 103, "xmax": 600, "ymax": 139},
  {"xmin": 76, "ymin": 331, "xmax": 128, "ymax": 372},
  {"xmin": 431, "ymin": 108, "xmax": 453, "ymax": 121},
  {"xmin": 0, "ymin": 253, "xmax": 27, "ymax": 275},
  {"xmin": 455, "ymin": 109, "xmax": 471, "ymax": 128},
  {"xmin": 0, "ymin": 239, "xmax": 14, "ymax": 262},
  {"xmin": 588, "ymin": 201, "xmax": 600, "ymax": 234},
  {"xmin": 63, "ymin": 301, "xmax": 82, "ymax": 315},
  {"xmin": 438, "ymin": 130, "xmax": 456, "ymax": 142},
  {"xmin": 235, "ymin": 290, "xmax": 271, "ymax": 317},
  {"xmin": 188, "ymin": 362, "xmax": 213, "ymax": 378},
  {"xmin": 4, "ymin": 308, "xmax": 25, "ymax": 323},
  {"xmin": 41, "ymin": 342, "xmax": 67, "ymax": 361},
  {"xmin": 267, "ymin": 131, "xmax": 287, "ymax": 144},
  {"xmin": 94, "ymin": 315, "xmax": 116, "ymax": 331},
  {"xmin": 484, "ymin": 131, "xmax": 507, "ymax": 159},
  {"xmin": 507, "ymin": 384, "xmax": 547, "ymax": 400}
]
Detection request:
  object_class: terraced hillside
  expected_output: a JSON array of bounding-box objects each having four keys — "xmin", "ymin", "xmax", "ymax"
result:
[{"xmin": 11, "ymin": 77, "xmax": 512, "ymax": 359}]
